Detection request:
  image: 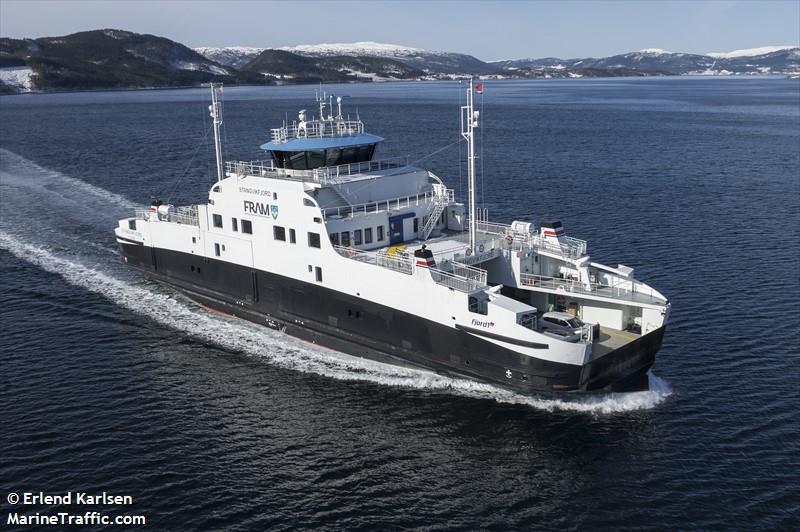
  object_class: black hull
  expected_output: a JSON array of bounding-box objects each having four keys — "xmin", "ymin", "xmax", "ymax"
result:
[{"xmin": 118, "ymin": 242, "xmax": 663, "ymax": 395}]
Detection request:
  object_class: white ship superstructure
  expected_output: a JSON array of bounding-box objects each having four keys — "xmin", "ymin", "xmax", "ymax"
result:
[{"xmin": 114, "ymin": 83, "xmax": 670, "ymax": 393}]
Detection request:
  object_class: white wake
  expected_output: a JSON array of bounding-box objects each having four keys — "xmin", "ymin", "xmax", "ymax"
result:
[{"xmin": 0, "ymin": 151, "xmax": 672, "ymax": 413}]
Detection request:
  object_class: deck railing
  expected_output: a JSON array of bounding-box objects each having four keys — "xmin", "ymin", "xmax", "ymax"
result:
[
  {"xmin": 323, "ymin": 187, "xmax": 454, "ymax": 219},
  {"xmin": 475, "ymin": 221, "xmax": 587, "ymax": 259},
  {"xmin": 270, "ymin": 119, "xmax": 365, "ymax": 143},
  {"xmin": 429, "ymin": 262, "xmax": 487, "ymax": 293},
  {"xmin": 226, "ymin": 156, "xmax": 409, "ymax": 186},
  {"xmin": 333, "ymin": 245, "xmax": 414, "ymax": 275},
  {"xmin": 518, "ymin": 272, "xmax": 665, "ymax": 305},
  {"xmin": 134, "ymin": 205, "xmax": 199, "ymax": 226}
]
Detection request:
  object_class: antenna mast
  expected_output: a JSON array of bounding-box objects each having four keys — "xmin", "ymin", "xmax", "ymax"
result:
[
  {"xmin": 461, "ymin": 78, "xmax": 479, "ymax": 254},
  {"xmin": 209, "ymin": 83, "xmax": 224, "ymax": 182}
]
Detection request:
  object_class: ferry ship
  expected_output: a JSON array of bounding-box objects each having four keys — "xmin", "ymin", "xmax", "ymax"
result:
[{"xmin": 114, "ymin": 82, "xmax": 670, "ymax": 394}]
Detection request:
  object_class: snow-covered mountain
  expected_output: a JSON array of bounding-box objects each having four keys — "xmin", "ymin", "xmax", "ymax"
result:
[
  {"xmin": 706, "ymin": 45, "xmax": 797, "ymax": 58},
  {"xmin": 492, "ymin": 46, "xmax": 800, "ymax": 75},
  {"xmin": 279, "ymin": 41, "xmax": 426, "ymax": 57},
  {"xmin": 278, "ymin": 41, "xmax": 495, "ymax": 74},
  {"xmin": 193, "ymin": 47, "xmax": 264, "ymax": 68}
]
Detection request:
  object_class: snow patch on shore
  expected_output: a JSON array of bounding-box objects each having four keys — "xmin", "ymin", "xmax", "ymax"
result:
[{"xmin": 0, "ymin": 67, "xmax": 34, "ymax": 92}]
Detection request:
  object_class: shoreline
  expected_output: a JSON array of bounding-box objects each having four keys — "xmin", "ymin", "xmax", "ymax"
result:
[{"xmin": 1, "ymin": 73, "xmax": 795, "ymax": 97}]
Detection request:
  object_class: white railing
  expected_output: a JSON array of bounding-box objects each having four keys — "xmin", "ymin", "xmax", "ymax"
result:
[
  {"xmin": 333, "ymin": 245, "xmax": 414, "ymax": 275},
  {"xmin": 475, "ymin": 221, "xmax": 587, "ymax": 259},
  {"xmin": 420, "ymin": 184, "xmax": 450, "ymax": 240},
  {"xmin": 429, "ymin": 263, "xmax": 487, "ymax": 293},
  {"xmin": 323, "ymin": 187, "xmax": 454, "ymax": 219},
  {"xmin": 134, "ymin": 205, "xmax": 199, "ymax": 226},
  {"xmin": 225, "ymin": 156, "xmax": 409, "ymax": 186},
  {"xmin": 271, "ymin": 119, "xmax": 365, "ymax": 143},
  {"xmin": 518, "ymin": 272, "xmax": 665, "ymax": 305}
]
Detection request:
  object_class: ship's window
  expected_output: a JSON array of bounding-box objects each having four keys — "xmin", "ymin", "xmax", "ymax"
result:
[
  {"xmin": 274, "ymin": 226, "xmax": 286, "ymax": 241},
  {"xmin": 273, "ymin": 192, "xmax": 278, "ymax": 200},
  {"xmin": 308, "ymin": 265, "xmax": 313, "ymax": 272},
  {"xmin": 231, "ymin": 217, "xmax": 238, "ymax": 232},
  {"xmin": 340, "ymin": 147, "xmax": 358, "ymax": 165},
  {"xmin": 289, "ymin": 151, "xmax": 306, "ymax": 169},
  {"xmin": 357, "ymin": 145, "xmax": 372, "ymax": 161},
  {"xmin": 221, "ymin": 244, "xmax": 226, "ymax": 251},
  {"xmin": 212, "ymin": 185, "xmax": 220, "ymax": 192},
  {"xmin": 313, "ymin": 217, "xmax": 322, "ymax": 223},
  {"xmin": 364, "ymin": 227, "xmax": 373, "ymax": 244},
  {"xmin": 212, "ymin": 214, "xmax": 223, "ymax": 228},
  {"xmin": 303, "ymin": 198, "xmax": 316, "ymax": 207},
  {"xmin": 315, "ymin": 266, "xmax": 323, "ymax": 283},
  {"xmin": 289, "ymin": 228, "xmax": 296, "ymax": 244},
  {"xmin": 377, "ymin": 226, "xmax": 384, "ymax": 241},
  {"xmin": 329, "ymin": 233, "xmax": 339, "ymax": 246},
  {"xmin": 325, "ymin": 149, "xmax": 341, "ymax": 167},
  {"xmin": 128, "ymin": 219, "xmax": 136, "ymax": 230},
  {"xmin": 354, "ymin": 229, "xmax": 362, "ymax": 246},
  {"xmin": 468, "ymin": 296, "xmax": 488, "ymax": 315},
  {"xmin": 214, "ymin": 243, "xmax": 220, "ymax": 256},
  {"xmin": 192, "ymin": 237, "xmax": 196, "ymax": 243},
  {"xmin": 308, "ymin": 232, "xmax": 321, "ymax": 248},
  {"xmin": 307, "ymin": 150, "xmax": 324, "ymax": 169},
  {"xmin": 190, "ymin": 265, "xmax": 195, "ymax": 272},
  {"xmin": 341, "ymin": 231, "xmax": 350, "ymax": 246},
  {"xmin": 413, "ymin": 217, "xmax": 419, "ymax": 233},
  {"xmin": 242, "ymin": 220, "xmax": 253, "ymax": 234}
]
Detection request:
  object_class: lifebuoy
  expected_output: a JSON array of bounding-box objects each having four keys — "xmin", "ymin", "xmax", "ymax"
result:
[
  {"xmin": 505, "ymin": 234, "xmax": 513, "ymax": 245},
  {"xmin": 478, "ymin": 243, "xmax": 485, "ymax": 253}
]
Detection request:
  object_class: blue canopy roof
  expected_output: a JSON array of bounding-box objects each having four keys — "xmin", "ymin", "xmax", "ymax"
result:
[{"xmin": 260, "ymin": 133, "xmax": 384, "ymax": 152}]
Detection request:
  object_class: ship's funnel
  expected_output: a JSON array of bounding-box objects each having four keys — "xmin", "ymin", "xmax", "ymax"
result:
[{"xmin": 541, "ymin": 221, "xmax": 566, "ymax": 247}]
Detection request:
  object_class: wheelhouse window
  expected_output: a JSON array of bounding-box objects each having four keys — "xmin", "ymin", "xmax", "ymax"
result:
[
  {"xmin": 274, "ymin": 226, "xmax": 286, "ymax": 241},
  {"xmin": 353, "ymin": 229, "xmax": 362, "ymax": 246},
  {"xmin": 268, "ymin": 144, "xmax": 376, "ymax": 170},
  {"xmin": 308, "ymin": 232, "xmax": 321, "ymax": 248},
  {"xmin": 377, "ymin": 226, "xmax": 384, "ymax": 241},
  {"xmin": 364, "ymin": 227, "xmax": 373, "ymax": 244},
  {"xmin": 340, "ymin": 231, "xmax": 350, "ymax": 247},
  {"xmin": 330, "ymin": 233, "xmax": 339, "ymax": 246},
  {"xmin": 212, "ymin": 214, "xmax": 223, "ymax": 228},
  {"xmin": 241, "ymin": 220, "xmax": 253, "ymax": 234},
  {"xmin": 128, "ymin": 219, "xmax": 136, "ymax": 230}
]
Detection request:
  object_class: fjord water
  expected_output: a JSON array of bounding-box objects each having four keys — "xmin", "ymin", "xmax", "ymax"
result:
[{"xmin": 1, "ymin": 77, "xmax": 798, "ymax": 529}]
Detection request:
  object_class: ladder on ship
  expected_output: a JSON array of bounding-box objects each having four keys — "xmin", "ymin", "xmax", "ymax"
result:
[{"xmin": 421, "ymin": 183, "xmax": 449, "ymax": 240}]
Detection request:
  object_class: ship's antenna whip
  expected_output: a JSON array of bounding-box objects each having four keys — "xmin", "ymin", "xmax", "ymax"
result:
[{"xmin": 209, "ymin": 82, "xmax": 224, "ymax": 182}]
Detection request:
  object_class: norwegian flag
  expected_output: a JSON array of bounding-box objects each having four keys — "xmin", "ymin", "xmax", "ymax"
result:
[{"xmin": 475, "ymin": 82, "xmax": 484, "ymax": 94}]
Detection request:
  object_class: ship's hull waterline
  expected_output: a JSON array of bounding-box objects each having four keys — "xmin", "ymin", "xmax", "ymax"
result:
[{"xmin": 119, "ymin": 242, "xmax": 663, "ymax": 395}]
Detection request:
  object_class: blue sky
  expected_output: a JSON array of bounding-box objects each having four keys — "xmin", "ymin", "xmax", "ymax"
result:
[{"xmin": 1, "ymin": 0, "xmax": 798, "ymax": 60}]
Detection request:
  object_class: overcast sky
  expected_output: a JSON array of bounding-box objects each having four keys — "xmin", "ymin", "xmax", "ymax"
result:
[{"xmin": 1, "ymin": 0, "xmax": 798, "ymax": 60}]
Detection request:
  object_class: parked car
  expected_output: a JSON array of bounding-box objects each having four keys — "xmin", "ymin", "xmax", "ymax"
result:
[{"xmin": 540, "ymin": 312, "xmax": 600, "ymax": 341}]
